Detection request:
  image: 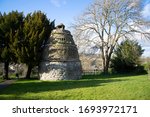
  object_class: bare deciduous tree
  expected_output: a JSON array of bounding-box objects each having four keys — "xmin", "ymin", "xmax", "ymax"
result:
[{"xmin": 72, "ymin": 0, "xmax": 150, "ymax": 73}]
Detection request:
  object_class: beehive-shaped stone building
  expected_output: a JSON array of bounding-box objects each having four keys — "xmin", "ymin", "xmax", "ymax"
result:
[{"xmin": 39, "ymin": 24, "xmax": 82, "ymax": 80}]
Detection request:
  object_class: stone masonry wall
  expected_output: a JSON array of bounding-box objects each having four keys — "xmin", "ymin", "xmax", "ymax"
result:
[{"xmin": 39, "ymin": 61, "xmax": 82, "ymax": 80}]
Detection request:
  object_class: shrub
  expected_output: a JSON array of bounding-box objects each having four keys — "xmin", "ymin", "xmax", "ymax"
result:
[
  {"xmin": 111, "ymin": 39, "xmax": 144, "ymax": 73},
  {"xmin": 143, "ymin": 62, "xmax": 150, "ymax": 73}
]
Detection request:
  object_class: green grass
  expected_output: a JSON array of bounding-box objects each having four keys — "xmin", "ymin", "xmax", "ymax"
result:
[{"xmin": 0, "ymin": 74, "xmax": 150, "ymax": 100}]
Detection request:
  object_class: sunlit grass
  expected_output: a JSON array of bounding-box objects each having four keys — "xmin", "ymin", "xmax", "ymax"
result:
[{"xmin": 0, "ymin": 74, "xmax": 150, "ymax": 100}]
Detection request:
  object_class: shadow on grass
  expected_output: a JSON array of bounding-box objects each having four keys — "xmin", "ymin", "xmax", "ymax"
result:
[{"xmin": 0, "ymin": 75, "xmax": 128, "ymax": 97}]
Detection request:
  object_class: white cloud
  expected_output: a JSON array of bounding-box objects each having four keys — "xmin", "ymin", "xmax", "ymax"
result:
[
  {"xmin": 142, "ymin": 3, "xmax": 150, "ymax": 19},
  {"xmin": 50, "ymin": 0, "xmax": 67, "ymax": 7},
  {"xmin": 128, "ymin": 0, "xmax": 139, "ymax": 9}
]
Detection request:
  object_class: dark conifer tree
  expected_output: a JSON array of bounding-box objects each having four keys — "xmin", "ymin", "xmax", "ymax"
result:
[
  {"xmin": 20, "ymin": 11, "xmax": 53, "ymax": 79},
  {"xmin": 0, "ymin": 11, "xmax": 23, "ymax": 79},
  {"xmin": 111, "ymin": 39, "xmax": 144, "ymax": 73}
]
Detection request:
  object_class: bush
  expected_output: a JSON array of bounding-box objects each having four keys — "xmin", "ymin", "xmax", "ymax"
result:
[
  {"xmin": 111, "ymin": 39, "xmax": 144, "ymax": 73},
  {"xmin": 143, "ymin": 62, "xmax": 150, "ymax": 73},
  {"xmin": 134, "ymin": 66, "xmax": 147, "ymax": 74}
]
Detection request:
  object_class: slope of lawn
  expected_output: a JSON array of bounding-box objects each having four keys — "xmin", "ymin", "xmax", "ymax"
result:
[{"xmin": 0, "ymin": 74, "xmax": 150, "ymax": 100}]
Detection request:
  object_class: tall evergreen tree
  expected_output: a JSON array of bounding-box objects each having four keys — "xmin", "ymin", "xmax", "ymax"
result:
[
  {"xmin": 0, "ymin": 12, "xmax": 3, "ymax": 61},
  {"xmin": 19, "ymin": 11, "xmax": 52, "ymax": 79},
  {"xmin": 0, "ymin": 11, "xmax": 23, "ymax": 79}
]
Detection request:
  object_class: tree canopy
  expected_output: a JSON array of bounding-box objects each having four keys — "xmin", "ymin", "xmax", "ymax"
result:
[
  {"xmin": 0, "ymin": 11, "xmax": 24, "ymax": 79},
  {"xmin": 0, "ymin": 11, "xmax": 53, "ymax": 79},
  {"xmin": 18, "ymin": 11, "xmax": 52, "ymax": 79},
  {"xmin": 72, "ymin": 0, "xmax": 150, "ymax": 73}
]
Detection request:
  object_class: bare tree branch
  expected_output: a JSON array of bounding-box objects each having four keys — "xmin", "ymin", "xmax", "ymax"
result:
[{"xmin": 72, "ymin": 0, "xmax": 150, "ymax": 73}]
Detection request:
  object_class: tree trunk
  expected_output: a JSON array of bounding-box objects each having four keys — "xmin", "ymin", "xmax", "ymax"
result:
[
  {"xmin": 102, "ymin": 53, "xmax": 111, "ymax": 74},
  {"xmin": 104, "ymin": 58, "xmax": 110, "ymax": 74},
  {"xmin": 102, "ymin": 58, "xmax": 109, "ymax": 74},
  {"xmin": 101, "ymin": 44, "xmax": 115, "ymax": 74},
  {"xmin": 3, "ymin": 61, "xmax": 9, "ymax": 80},
  {"xmin": 25, "ymin": 65, "xmax": 33, "ymax": 79},
  {"xmin": 101, "ymin": 46, "xmax": 107, "ymax": 73}
]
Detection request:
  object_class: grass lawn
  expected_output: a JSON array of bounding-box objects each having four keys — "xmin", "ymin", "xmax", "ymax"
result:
[{"xmin": 0, "ymin": 74, "xmax": 150, "ymax": 100}]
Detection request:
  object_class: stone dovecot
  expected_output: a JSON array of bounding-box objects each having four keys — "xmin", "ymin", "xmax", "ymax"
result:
[{"xmin": 39, "ymin": 24, "xmax": 82, "ymax": 80}]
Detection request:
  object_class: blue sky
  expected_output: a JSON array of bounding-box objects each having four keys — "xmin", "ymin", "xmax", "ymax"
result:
[
  {"xmin": 0, "ymin": 0, "xmax": 150, "ymax": 57},
  {"xmin": 0, "ymin": 0, "xmax": 92, "ymax": 28}
]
